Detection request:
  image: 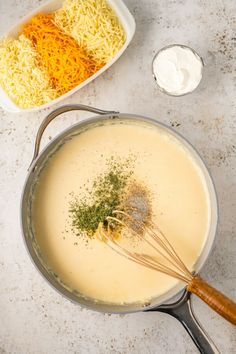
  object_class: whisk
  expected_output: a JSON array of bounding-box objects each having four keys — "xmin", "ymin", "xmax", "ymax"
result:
[{"xmin": 98, "ymin": 210, "xmax": 236, "ymax": 325}]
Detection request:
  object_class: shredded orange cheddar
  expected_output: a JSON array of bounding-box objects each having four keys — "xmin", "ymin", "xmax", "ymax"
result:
[{"xmin": 21, "ymin": 14, "xmax": 100, "ymax": 95}]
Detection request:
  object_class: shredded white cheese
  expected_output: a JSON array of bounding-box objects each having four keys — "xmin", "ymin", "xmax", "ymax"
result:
[
  {"xmin": 0, "ymin": 35, "xmax": 58, "ymax": 109},
  {"xmin": 54, "ymin": 0, "xmax": 126, "ymax": 66}
]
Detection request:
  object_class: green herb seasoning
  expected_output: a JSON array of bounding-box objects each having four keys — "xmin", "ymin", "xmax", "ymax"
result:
[{"xmin": 69, "ymin": 157, "xmax": 134, "ymax": 237}]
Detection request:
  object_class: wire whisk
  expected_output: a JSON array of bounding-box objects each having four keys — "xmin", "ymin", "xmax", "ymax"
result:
[{"xmin": 97, "ymin": 209, "xmax": 236, "ymax": 325}]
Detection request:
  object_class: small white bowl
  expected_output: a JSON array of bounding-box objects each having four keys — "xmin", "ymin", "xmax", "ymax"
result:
[
  {"xmin": 152, "ymin": 44, "xmax": 204, "ymax": 97},
  {"xmin": 0, "ymin": 0, "xmax": 136, "ymax": 113}
]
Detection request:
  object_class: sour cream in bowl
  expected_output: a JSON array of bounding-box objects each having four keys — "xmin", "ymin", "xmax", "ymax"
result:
[{"xmin": 152, "ymin": 44, "xmax": 204, "ymax": 96}]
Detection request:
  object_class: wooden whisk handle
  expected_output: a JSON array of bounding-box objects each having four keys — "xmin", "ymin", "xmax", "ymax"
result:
[{"xmin": 187, "ymin": 276, "xmax": 236, "ymax": 325}]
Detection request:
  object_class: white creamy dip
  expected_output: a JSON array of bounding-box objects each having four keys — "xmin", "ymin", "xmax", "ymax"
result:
[{"xmin": 153, "ymin": 45, "xmax": 203, "ymax": 95}]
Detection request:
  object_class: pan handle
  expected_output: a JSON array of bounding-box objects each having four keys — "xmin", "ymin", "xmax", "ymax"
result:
[
  {"xmin": 146, "ymin": 291, "xmax": 219, "ymax": 354},
  {"xmin": 29, "ymin": 104, "xmax": 119, "ymax": 169}
]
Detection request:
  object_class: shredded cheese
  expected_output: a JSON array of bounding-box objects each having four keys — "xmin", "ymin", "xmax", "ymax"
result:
[
  {"xmin": 0, "ymin": 35, "xmax": 58, "ymax": 109},
  {"xmin": 54, "ymin": 0, "xmax": 126, "ymax": 66},
  {"xmin": 21, "ymin": 14, "xmax": 100, "ymax": 96},
  {"xmin": 0, "ymin": 0, "xmax": 126, "ymax": 109}
]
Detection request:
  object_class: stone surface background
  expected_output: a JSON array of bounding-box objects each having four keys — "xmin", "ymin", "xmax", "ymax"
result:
[{"xmin": 0, "ymin": 0, "xmax": 235, "ymax": 353}]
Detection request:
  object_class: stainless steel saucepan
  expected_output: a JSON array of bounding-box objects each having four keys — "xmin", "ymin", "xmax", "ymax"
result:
[{"xmin": 21, "ymin": 104, "xmax": 219, "ymax": 354}]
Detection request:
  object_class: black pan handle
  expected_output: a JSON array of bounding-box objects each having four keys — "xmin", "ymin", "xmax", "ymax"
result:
[
  {"xmin": 29, "ymin": 104, "xmax": 119, "ymax": 169},
  {"xmin": 146, "ymin": 291, "xmax": 219, "ymax": 354}
]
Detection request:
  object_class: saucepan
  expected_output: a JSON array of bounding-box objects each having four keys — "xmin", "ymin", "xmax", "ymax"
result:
[{"xmin": 21, "ymin": 104, "xmax": 232, "ymax": 353}]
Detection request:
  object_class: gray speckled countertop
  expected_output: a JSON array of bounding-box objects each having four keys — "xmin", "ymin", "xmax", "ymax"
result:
[{"xmin": 0, "ymin": 0, "xmax": 236, "ymax": 353}]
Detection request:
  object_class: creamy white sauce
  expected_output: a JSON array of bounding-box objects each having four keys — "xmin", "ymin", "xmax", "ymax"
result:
[
  {"xmin": 33, "ymin": 120, "xmax": 210, "ymax": 304},
  {"xmin": 153, "ymin": 45, "xmax": 203, "ymax": 95}
]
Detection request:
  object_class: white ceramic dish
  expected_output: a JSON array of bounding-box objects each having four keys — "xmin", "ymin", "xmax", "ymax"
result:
[{"xmin": 0, "ymin": 0, "xmax": 136, "ymax": 113}]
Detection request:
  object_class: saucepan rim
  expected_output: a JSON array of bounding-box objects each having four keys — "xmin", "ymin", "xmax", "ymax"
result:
[{"xmin": 21, "ymin": 111, "xmax": 218, "ymax": 314}]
